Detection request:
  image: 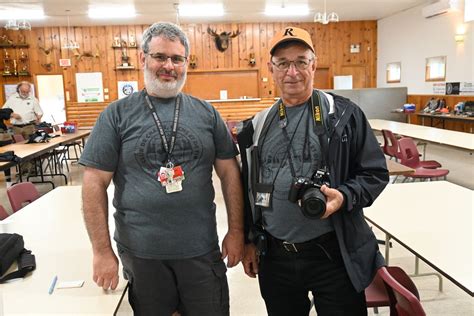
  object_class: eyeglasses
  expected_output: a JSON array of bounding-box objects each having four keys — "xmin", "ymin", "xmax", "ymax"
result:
[
  {"xmin": 271, "ymin": 58, "xmax": 314, "ymax": 71},
  {"xmin": 147, "ymin": 52, "xmax": 187, "ymax": 67}
]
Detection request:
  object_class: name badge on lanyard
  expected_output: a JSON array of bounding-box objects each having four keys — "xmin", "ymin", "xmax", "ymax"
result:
[
  {"xmin": 157, "ymin": 162, "xmax": 185, "ymax": 193},
  {"xmin": 145, "ymin": 91, "xmax": 185, "ymax": 193}
]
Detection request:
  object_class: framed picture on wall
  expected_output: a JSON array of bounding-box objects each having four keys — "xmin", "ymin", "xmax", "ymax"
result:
[
  {"xmin": 3, "ymin": 83, "xmax": 35, "ymax": 101},
  {"xmin": 425, "ymin": 56, "xmax": 446, "ymax": 82},
  {"xmin": 386, "ymin": 62, "xmax": 401, "ymax": 83}
]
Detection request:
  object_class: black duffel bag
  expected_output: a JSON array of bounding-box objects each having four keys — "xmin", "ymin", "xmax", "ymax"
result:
[{"xmin": 0, "ymin": 233, "xmax": 36, "ymax": 283}]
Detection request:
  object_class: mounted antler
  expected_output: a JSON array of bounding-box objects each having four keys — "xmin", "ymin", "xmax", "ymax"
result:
[
  {"xmin": 39, "ymin": 45, "xmax": 54, "ymax": 55},
  {"xmin": 41, "ymin": 63, "xmax": 53, "ymax": 71},
  {"xmin": 207, "ymin": 27, "xmax": 241, "ymax": 52}
]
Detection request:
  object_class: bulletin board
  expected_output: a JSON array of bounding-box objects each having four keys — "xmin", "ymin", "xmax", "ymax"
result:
[{"xmin": 76, "ymin": 72, "xmax": 104, "ymax": 102}]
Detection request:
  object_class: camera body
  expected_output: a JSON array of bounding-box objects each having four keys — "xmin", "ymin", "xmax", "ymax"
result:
[
  {"xmin": 250, "ymin": 225, "xmax": 267, "ymax": 256},
  {"xmin": 288, "ymin": 169, "xmax": 330, "ymax": 219}
]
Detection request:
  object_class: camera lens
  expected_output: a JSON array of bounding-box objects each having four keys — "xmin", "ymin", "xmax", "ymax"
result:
[{"xmin": 301, "ymin": 188, "xmax": 326, "ymax": 218}]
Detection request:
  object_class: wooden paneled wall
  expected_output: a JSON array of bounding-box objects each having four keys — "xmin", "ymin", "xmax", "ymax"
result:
[{"xmin": 0, "ymin": 21, "xmax": 377, "ymax": 126}]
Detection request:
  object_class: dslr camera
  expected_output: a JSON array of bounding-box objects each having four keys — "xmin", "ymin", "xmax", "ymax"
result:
[{"xmin": 288, "ymin": 169, "xmax": 330, "ymax": 219}]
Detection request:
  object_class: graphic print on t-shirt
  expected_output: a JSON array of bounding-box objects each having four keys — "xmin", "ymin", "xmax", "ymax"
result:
[
  {"xmin": 134, "ymin": 123, "xmax": 203, "ymax": 175},
  {"xmin": 261, "ymin": 130, "xmax": 321, "ymax": 201}
]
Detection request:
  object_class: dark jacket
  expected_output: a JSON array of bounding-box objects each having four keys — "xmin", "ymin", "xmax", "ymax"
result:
[
  {"xmin": 237, "ymin": 90, "xmax": 389, "ymax": 292},
  {"xmin": 0, "ymin": 108, "xmax": 13, "ymax": 131}
]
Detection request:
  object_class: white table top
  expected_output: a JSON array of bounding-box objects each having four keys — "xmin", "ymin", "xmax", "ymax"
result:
[
  {"xmin": 0, "ymin": 186, "xmax": 127, "ymax": 315},
  {"xmin": 364, "ymin": 181, "xmax": 474, "ymax": 296},
  {"xmin": 369, "ymin": 119, "xmax": 474, "ymax": 151}
]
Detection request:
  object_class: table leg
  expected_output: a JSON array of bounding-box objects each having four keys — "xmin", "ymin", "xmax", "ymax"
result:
[
  {"xmin": 384, "ymin": 233, "xmax": 391, "ymax": 265},
  {"xmin": 411, "ymin": 257, "xmax": 443, "ymax": 292}
]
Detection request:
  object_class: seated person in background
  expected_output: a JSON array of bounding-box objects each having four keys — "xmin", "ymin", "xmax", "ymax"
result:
[{"xmin": 3, "ymin": 81, "xmax": 43, "ymax": 139}]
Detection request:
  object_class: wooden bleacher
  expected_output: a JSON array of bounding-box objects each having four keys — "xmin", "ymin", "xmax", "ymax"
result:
[{"xmin": 66, "ymin": 98, "xmax": 277, "ymax": 127}]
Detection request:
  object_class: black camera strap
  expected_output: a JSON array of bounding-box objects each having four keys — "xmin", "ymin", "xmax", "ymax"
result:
[
  {"xmin": 310, "ymin": 90, "xmax": 330, "ymax": 170},
  {"xmin": 280, "ymin": 103, "xmax": 307, "ymax": 179}
]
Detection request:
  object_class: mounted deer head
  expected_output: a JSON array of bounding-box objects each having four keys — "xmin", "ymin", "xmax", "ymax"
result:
[
  {"xmin": 207, "ymin": 27, "xmax": 241, "ymax": 52},
  {"xmin": 39, "ymin": 45, "xmax": 54, "ymax": 55}
]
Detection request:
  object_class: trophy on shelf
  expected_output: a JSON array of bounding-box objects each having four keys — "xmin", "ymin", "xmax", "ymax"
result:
[
  {"xmin": 17, "ymin": 34, "xmax": 28, "ymax": 47},
  {"xmin": 2, "ymin": 49, "xmax": 11, "ymax": 76},
  {"xmin": 128, "ymin": 35, "xmax": 137, "ymax": 48},
  {"xmin": 112, "ymin": 36, "xmax": 122, "ymax": 48},
  {"xmin": 12, "ymin": 59, "xmax": 18, "ymax": 76},
  {"xmin": 0, "ymin": 35, "xmax": 13, "ymax": 47},
  {"xmin": 117, "ymin": 47, "xmax": 133, "ymax": 69},
  {"xmin": 18, "ymin": 49, "xmax": 30, "ymax": 76},
  {"xmin": 3, "ymin": 49, "xmax": 10, "ymax": 60}
]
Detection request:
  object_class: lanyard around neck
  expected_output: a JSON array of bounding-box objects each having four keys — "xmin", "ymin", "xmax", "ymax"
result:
[{"xmin": 144, "ymin": 91, "xmax": 181, "ymax": 164}]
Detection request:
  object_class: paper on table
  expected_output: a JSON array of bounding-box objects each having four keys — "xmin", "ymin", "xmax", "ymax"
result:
[{"xmin": 56, "ymin": 280, "xmax": 84, "ymax": 289}]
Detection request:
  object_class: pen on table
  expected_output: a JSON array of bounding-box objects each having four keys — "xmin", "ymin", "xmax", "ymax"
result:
[{"xmin": 48, "ymin": 275, "xmax": 58, "ymax": 295}]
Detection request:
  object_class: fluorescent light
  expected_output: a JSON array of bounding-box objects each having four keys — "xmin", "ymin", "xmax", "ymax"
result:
[
  {"xmin": 179, "ymin": 4, "xmax": 224, "ymax": 17},
  {"xmin": 264, "ymin": 4, "xmax": 309, "ymax": 16},
  {"xmin": 0, "ymin": 9, "xmax": 45, "ymax": 20},
  {"xmin": 88, "ymin": 5, "xmax": 136, "ymax": 19}
]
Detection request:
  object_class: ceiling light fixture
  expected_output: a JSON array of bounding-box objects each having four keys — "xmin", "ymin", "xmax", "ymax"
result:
[
  {"xmin": 2, "ymin": 8, "xmax": 44, "ymax": 30},
  {"xmin": 62, "ymin": 10, "xmax": 80, "ymax": 50},
  {"xmin": 174, "ymin": 3, "xmax": 180, "ymax": 25},
  {"xmin": 314, "ymin": 0, "xmax": 339, "ymax": 24}
]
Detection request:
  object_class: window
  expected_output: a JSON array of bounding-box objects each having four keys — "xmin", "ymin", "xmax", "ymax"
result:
[
  {"xmin": 386, "ymin": 62, "xmax": 401, "ymax": 83},
  {"xmin": 425, "ymin": 56, "xmax": 446, "ymax": 81}
]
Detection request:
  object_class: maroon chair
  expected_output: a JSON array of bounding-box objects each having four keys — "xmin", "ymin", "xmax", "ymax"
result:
[
  {"xmin": 379, "ymin": 266, "xmax": 426, "ymax": 316},
  {"xmin": 382, "ymin": 129, "xmax": 402, "ymax": 161},
  {"xmin": 382, "ymin": 130, "xmax": 440, "ymax": 169},
  {"xmin": 398, "ymin": 137, "xmax": 449, "ymax": 181},
  {"xmin": 366, "ymin": 266, "xmax": 423, "ymax": 315},
  {"xmin": 7, "ymin": 182, "xmax": 40, "ymax": 213},
  {"xmin": 0, "ymin": 204, "xmax": 9, "ymax": 220},
  {"xmin": 225, "ymin": 121, "xmax": 239, "ymax": 144},
  {"xmin": 12, "ymin": 134, "xmax": 26, "ymax": 143}
]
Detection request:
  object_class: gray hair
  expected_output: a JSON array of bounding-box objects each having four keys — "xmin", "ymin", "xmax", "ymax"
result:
[{"xmin": 141, "ymin": 22, "xmax": 190, "ymax": 57}]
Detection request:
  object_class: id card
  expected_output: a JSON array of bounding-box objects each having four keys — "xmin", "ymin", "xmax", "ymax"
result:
[
  {"xmin": 255, "ymin": 183, "xmax": 273, "ymax": 208},
  {"xmin": 158, "ymin": 164, "xmax": 185, "ymax": 193},
  {"xmin": 166, "ymin": 180, "xmax": 183, "ymax": 193}
]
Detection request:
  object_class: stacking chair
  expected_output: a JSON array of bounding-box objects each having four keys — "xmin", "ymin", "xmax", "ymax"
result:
[
  {"xmin": 382, "ymin": 129, "xmax": 402, "ymax": 161},
  {"xmin": 0, "ymin": 204, "xmax": 9, "ymax": 220},
  {"xmin": 366, "ymin": 266, "xmax": 424, "ymax": 315},
  {"xmin": 12, "ymin": 134, "xmax": 25, "ymax": 143},
  {"xmin": 382, "ymin": 130, "xmax": 441, "ymax": 169},
  {"xmin": 7, "ymin": 182, "xmax": 40, "ymax": 212},
  {"xmin": 225, "ymin": 121, "xmax": 239, "ymax": 144},
  {"xmin": 398, "ymin": 137, "xmax": 449, "ymax": 182}
]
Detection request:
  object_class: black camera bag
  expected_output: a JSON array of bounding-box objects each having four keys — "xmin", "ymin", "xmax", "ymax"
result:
[{"xmin": 0, "ymin": 233, "xmax": 36, "ymax": 283}]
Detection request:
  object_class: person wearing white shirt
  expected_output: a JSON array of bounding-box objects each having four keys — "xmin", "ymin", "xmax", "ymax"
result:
[{"xmin": 3, "ymin": 81, "xmax": 43, "ymax": 139}]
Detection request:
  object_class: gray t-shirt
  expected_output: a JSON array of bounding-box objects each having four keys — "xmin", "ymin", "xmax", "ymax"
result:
[
  {"xmin": 259, "ymin": 101, "xmax": 334, "ymax": 243},
  {"xmin": 80, "ymin": 90, "xmax": 238, "ymax": 259}
]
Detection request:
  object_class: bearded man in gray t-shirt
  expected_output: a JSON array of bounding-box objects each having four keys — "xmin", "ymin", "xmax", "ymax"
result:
[{"xmin": 80, "ymin": 22, "xmax": 243, "ymax": 316}]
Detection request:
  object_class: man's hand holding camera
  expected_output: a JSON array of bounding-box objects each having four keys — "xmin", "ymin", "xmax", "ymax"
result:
[{"xmin": 319, "ymin": 185, "xmax": 344, "ymax": 219}]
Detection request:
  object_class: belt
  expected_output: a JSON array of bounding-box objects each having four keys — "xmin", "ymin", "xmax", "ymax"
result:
[
  {"xmin": 266, "ymin": 231, "xmax": 336, "ymax": 253},
  {"xmin": 13, "ymin": 123, "xmax": 34, "ymax": 128}
]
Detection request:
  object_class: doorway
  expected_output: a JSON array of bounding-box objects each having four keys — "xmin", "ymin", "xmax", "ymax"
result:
[{"xmin": 36, "ymin": 75, "xmax": 66, "ymax": 124}]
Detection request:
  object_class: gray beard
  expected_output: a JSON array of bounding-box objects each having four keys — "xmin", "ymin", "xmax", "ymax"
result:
[{"xmin": 144, "ymin": 66, "xmax": 187, "ymax": 98}]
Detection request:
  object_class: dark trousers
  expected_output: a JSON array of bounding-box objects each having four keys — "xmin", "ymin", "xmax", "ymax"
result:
[
  {"xmin": 119, "ymin": 247, "xmax": 229, "ymax": 316},
  {"xmin": 258, "ymin": 232, "xmax": 367, "ymax": 316}
]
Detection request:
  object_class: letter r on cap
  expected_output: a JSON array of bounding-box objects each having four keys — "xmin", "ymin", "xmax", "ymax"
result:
[{"xmin": 284, "ymin": 28, "xmax": 294, "ymax": 37}]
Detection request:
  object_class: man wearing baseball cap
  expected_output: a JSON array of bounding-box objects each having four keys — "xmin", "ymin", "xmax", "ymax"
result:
[{"xmin": 238, "ymin": 26, "xmax": 388, "ymax": 315}]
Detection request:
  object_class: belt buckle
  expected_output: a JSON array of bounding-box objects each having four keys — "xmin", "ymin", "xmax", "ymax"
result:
[{"xmin": 282, "ymin": 241, "xmax": 298, "ymax": 253}]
